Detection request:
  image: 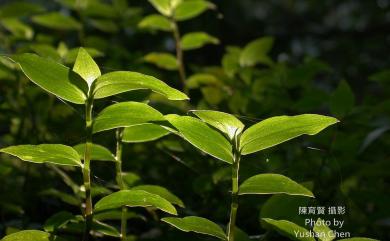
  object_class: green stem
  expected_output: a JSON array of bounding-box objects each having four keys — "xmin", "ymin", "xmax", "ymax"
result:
[
  {"xmin": 227, "ymin": 137, "xmax": 241, "ymax": 241},
  {"xmin": 171, "ymin": 20, "xmax": 188, "ymax": 94},
  {"xmin": 82, "ymin": 97, "xmax": 94, "ymax": 241},
  {"xmin": 115, "ymin": 128, "xmax": 127, "ymax": 240}
]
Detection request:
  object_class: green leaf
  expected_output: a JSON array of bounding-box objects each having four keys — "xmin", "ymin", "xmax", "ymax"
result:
[
  {"xmin": 0, "ymin": 144, "xmax": 82, "ymax": 167},
  {"xmin": 144, "ymin": 52, "xmax": 178, "ymax": 70},
  {"xmin": 93, "ymin": 102, "xmax": 164, "ymax": 133},
  {"xmin": 1, "ymin": 18, "xmax": 33, "ymax": 40},
  {"xmin": 338, "ymin": 238, "xmax": 379, "ymax": 241},
  {"xmin": 32, "ymin": 12, "xmax": 81, "ymax": 30},
  {"xmin": 165, "ymin": 115, "xmax": 234, "ymax": 164},
  {"xmin": 239, "ymin": 37, "xmax": 274, "ymax": 67},
  {"xmin": 90, "ymin": 19, "xmax": 119, "ymax": 33},
  {"xmin": 187, "ymin": 73, "xmax": 221, "ymax": 89},
  {"xmin": 29, "ymin": 44, "xmax": 61, "ymax": 61},
  {"xmin": 0, "ymin": 2, "xmax": 44, "ymax": 18},
  {"xmin": 39, "ymin": 189, "xmax": 81, "ymax": 206},
  {"xmin": 73, "ymin": 47, "xmax": 101, "ymax": 87},
  {"xmin": 94, "ymin": 210, "xmax": 141, "ymax": 221},
  {"xmin": 181, "ymin": 32, "xmax": 219, "ymax": 50},
  {"xmin": 148, "ymin": 0, "xmax": 176, "ymax": 16},
  {"xmin": 174, "ymin": 0, "xmax": 213, "ymax": 21},
  {"xmin": 162, "ymin": 216, "xmax": 227, "ymax": 240},
  {"xmin": 131, "ymin": 185, "xmax": 184, "ymax": 207},
  {"xmin": 92, "ymin": 71, "xmax": 188, "ymax": 100},
  {"xmin": 10, "ymin": 53, "xmax": 87, "ymax": 104},
  {"xmin": 1, "ymin": 230, "xmax": 64, "ymax": 241},
  {"xmin": 44, "ymin": 211, "xmax": 74, "ymax": 232},
  {"xmin": 138, "ymin": 14, "xmax": 172, "ymax": 32},
  {"xmin": 239, "ymin": 174, "xmax": 314, "ymax": 197},
  {"xmin": 94, "ymin": 190, "xmax": 177, "ymax": 215},
  {"xmin": 330, "ymin": 80, "xmax": 355, "ymax": 118},
  {"xmin": 313, "ymin": 218, "xmax": 335, "ymax": 241},
  {"xmin": 261, "ymin": 218, "xmax": 315, "ymax": 241},
  {"xmin": 191, "ymin": 110, "xmax": 244, "ymax": 140},
  {"xmin": 73, "ymin": 143, "xmax": 115, "ymax": 162},
  {"xmin": 122, "ymin": 124, "xmax": 170, "ymax": 143},
  {"xmin": 240, "ymin": 114, "xmax": 339, "ymax": 155},
  {"xmin": 122, "ymin": 172, "xmax": 141, "ymax": 188},
  {"xmin": 64, "ymin": 47, "xmax": 104, "ymax": 64},
  {"xmin": 92, "ymin": 220, "xmax": 120, "ymax": 237}
]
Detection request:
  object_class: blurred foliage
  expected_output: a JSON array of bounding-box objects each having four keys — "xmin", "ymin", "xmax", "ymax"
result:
[{"xmin": 0, "ymin": 0, "xmax": 389, "ymax": 240}]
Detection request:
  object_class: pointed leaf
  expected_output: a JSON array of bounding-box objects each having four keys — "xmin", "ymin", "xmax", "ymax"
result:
[
  {"xmin": 92, "ymin": 71, "xmax": 188, "ymax": 100},
  {"xmin": 122, "ymin": 124, "xmax": 170, "ymax": 143},
  {"xmin": 92, "ymin": 220, "xmax": 120, "ymax": 237},
  {"xmin": 1, "ymin": 230, "xmax": 65, "ymax": 241},
  {"xmin": 0, "ymin": 144, "xmax": 82, "ymax": 167},
  {"xmin": 131, "ymin": 185, "xmax": 184, "ymax": 207},
  {"xmin": 138, "ymin": 14, "xmax": 172, "ymax": 32},
  {"xmin": 330, "ymin": 80, "xmax": 355, "ymax": 118},
  {"xmin": 181, "ymin": 32, "xmax": 219, "ymax": 50},
  {"xmin": 144, "ymin": 52, "xmax": 178, "ymax": 70},
  {"xmin": 1, "ymin": 18, "xmax": 34, "ymax": 40},
  {"xmin": 165, "ymin": 115, "xmax": 234, "ymax": 164},
  {"xmin": 261, "ymin": 218, "xmax": 315, "ymax": 241},
  {"xmin": 148, "ymin": 0, "xmax": 174, "ymax": 16},
  {"xmin": 10, "ymin": 53, "xmax": 87, "ymax": 104},
  {"xmin": 44, "ymin": 211, "xmax": 74, "ymax": 232},
  {"xmin": 94, "ymin": 190, "xmax": 177, "ymax": 215},
  {"xmin": 313, "ymin": 218, "xmax": 335, "ymax": 241},
  {"xmin": 93, "ymin": 102, "xmax": 164, "ymax": 133},
  {"xmin": 73, "ymin": 143, "xmax": 115, "ymax": 162},
  {"xmin": 191, "ymin": 110, "xmax": 244, "ymax": 140},
  {"xmin": 239, "ymin": 174, "xmax": 314, "ymax": 197},
  {"xmin": 73, "ymin": 47, "xmax": 101, "ymax": 87},
  {"xmin": 162, "ymin": 216, "xmax": 227, "ymax": 240},
  {"xmin": 32, "ymin": 12, "xmax": 81, "ymax": 30},
  {"xmin": 174, "ymin": 0, "xmax": 213, "ymax": 21},
  {"xmin": 0, "ymin": 2, "xmax": 44, "ymax": 18},
  {"xmin": 240, "ymin": 114, "xmax": 339, "ymax": 155},
  {"xmin": 239, "ymin": 37, "xmax": 274, "ymax": 67}
]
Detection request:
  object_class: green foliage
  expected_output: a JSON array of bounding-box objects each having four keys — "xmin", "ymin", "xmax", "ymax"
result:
[
  {"xmin": 261, "ymin": 218, "xmax": 315, "ymax": 241},
  {"xmin": 1, "ymin": 230, "xmax": 64, "ymax": 241},
  {"xmin": 144, "ymin": 52, "xmax": 178, "ymax": 70},
  {"xmin": 122, "ymin": 124, "xmax": 170, "ymax": 143},
  {"xmin": 162, "ymin": 216, "xmax": 227, "ymax": 240},
  {"xmin": 131, "ymin": 185, "xmax": 184, "ymax": 207},
  {"xmin": 73, "ymin": 143, "xmax": 115, "ymax": 162},
  {"xmin": 181, "ymin": 32, "xmax": 219, "ymax": 50}
]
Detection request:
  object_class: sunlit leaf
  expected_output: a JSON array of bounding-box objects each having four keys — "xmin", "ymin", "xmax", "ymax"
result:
[
  {"xmin": 261, "ymin": 218, "xmax": 315, "ymax": 241},
  {"xmin": 9, "ymin": 53, "xmax": 87, "ymax": 104},
  {"xmin": 73, "ymin": 143, "xmax": 115, "ymax": 162},
  {"xmin": 239, "ymin": 37, "xmax": 274, "ymax": 67},
  {"xmin": 138, "ymin": 14, "xmax": 172, "ymax": 32},
  {"xmin": 1, "ymin": 230, "xmax": 65, "ymax": 241},
  {"xmin": 92, "ymin": 71, "xmax": 188, "ymax": 100},
  {"xmin": 0, "ymin": 144, "xmax": 82, "ymax": 167},
  {"xmin": 144, "ymin": 52, "xmax": 178, "ymax": 70},
  {"xmin": 29, "ymin": 44, "xmax": 61, "ymax": 61},
  {"xmin": 73, "ymin": 47, "xmax": 101, "ymax": 87},
  {"xmin": 239, "ymin": 174, "xmax": 314, "ymax": 197},
  {"xmin": 131, "ymin": 185, "xmax": 184, "ymax": 207},
  {"xmin": 94, "ymin": 190, "xmax": 177, "ymax": 215},
  {"xmin": 174, "ymin": 0, "xmax": 213, "ymax": 21},
  {"xmin": 191, "ymin": 110, "xmax": 244, "ymax": 140},
  {"xmin": 122, "ymin": 124, "xmax": 170, "ymax": 143},
  {"xmin": 93, "ymin": 102, "xmax": 165, "ymax": 133},
  {"xmin": 162, "ymin": 216, "xmax": 227, "ymax": 240},
  {"xmin": 164, "ymin": 114, "xmax": 234, "ymax": 164},
  {"xmin": 181, "ymin": 32, "xmax": 219, "ymax": 50},
  {"xmin": 313, "ymin": 218, "xmax": 335, "ymax": 241},
  {"xmin": 240, "ymin": 114, "xmax": 339, "ymax": 155},
  {"xmin": 32, "ymin": 12, "xmax": 81, "ymax": 30}
]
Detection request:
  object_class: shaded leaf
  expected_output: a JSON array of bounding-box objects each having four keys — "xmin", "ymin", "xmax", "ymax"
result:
[
  {"xmin": 148, "ymin": 0, "xmax": 177, "ymax": 16},
  {"xmin": 10, "ymin": 53, "xmax": 87, "ymax": 104},
  {"xmin": 187, "ymin": 73, "xmax": 221, "ymax": 89},
  {"xmin": 92, "ymin": 220, "xmax": 120, "ymax": 237},
  {"xmin": 162, "ymin": 216, "xmax": 227, "ymax": 240},
  {"xmin": 239, "ymin": 174, "xmax": 314, "ymax": 197},
  {"xmin": 73, "ymin": 143, "xmax": 115, "ymax": 162},
  {"xmin": 1, "ymin": 18, "xmax": 33, "ymax": 39},
  {"xmin": 144, "ymin": 52, "xmax": 178, "ymax": 70},
  {"xmin": 93, "ymin": 102, "xmax": 164, "ymax": 133},
  {"xmin": 174, "ymin": 0, "xmax": 213, "ymax": 21},
  {"xmin": 1, "ymin": 230, "xmax": 64, "ymax": 241},
  {"xmin": 73, "ymin": 47, "xmax": 101, "ymax": 87},
  {"xmin": 164, "ymin": 115, "xmax": 234, "ymax": 164},
  {"xmin": 240, "ymin": 114, "xmax": 339, "ymax": 155},
  {"xmin": 330, "ymin": 80, "xmax": 355, "ymax": 118},
  {"xmin": 122, "ymin": 124, "xmax": 170, "ymax": 143},
  {"xmin": 131, "ymin": 185, "xmax": 184, "ymax": 207},
  {"xmin": 181, "ymin": 32, "xmax": 219, "ymax": 50},
  {"xmin": 90, "ymin": 19, "xmax": 119, "ymax": 33},
  {"xmin": 239, "ymin": 37, "xmax": 274, "ymax": 67},
  {"xmin": 94, "ymin": 210, "xmax": 142, "ymax": 221},
  {"xmin": 94, "ymin": 190, "xmax": 177, "ymax": 215},
  {"xmin": 262, "ymin": 218, "xmax": 315, "ymax": 241},
  {"xmin": 0, "ymin": 144, "xmax": 82, "ymax": 167},
  {"xmin": 191, "ymin": 110, "xmax": 244, "ymax": 140},
  {"xmin": 92, "ymin": 71, "xmax": 188, "ymax": 100},
  {"xmin": 32, "ymin": 12, "xmax": 81, "ymax": 30},
  {"xmin": 44, "ymin": 211, "xmax": 74, "ymax": 232},
  {"xmin": 29, "ymin": 44, "xmax": 61, "ymax": 61},
  {"xmin": 0, "ymin": 2, "xmax": 44, "ymax": 18},
  {"xmin": 138, "ymin": 14, "xmax": 172, "ymax": 32}
]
